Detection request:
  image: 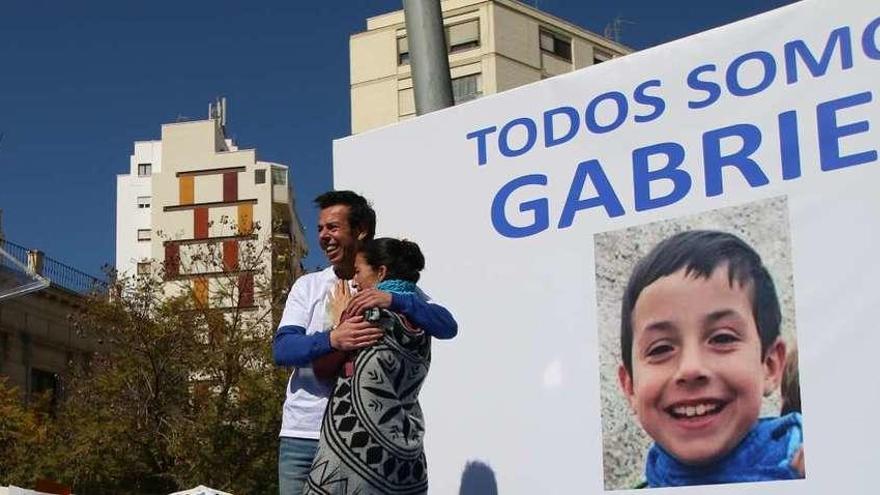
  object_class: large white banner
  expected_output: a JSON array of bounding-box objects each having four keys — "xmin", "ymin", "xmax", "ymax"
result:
[{"xmin": 334, "ymin": 0, "xmax": 879, "ymax": 492}]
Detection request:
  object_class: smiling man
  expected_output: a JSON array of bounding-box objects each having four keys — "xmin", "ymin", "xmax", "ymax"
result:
[{"xmin": 273, "ymin": 190, "xmax": 457, "ymax": 494}]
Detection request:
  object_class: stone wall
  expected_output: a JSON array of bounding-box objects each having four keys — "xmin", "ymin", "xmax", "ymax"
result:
[{"xmin": 0, "ymin": 287, "xmax": 98, "ymax": 402}]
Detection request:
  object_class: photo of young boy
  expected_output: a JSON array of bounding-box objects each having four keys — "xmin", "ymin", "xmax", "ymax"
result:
[
  {"xmin": 595, "ymin": 197, "xmax": 805, "ymax": 489},
  {"xmin": 618, "ymin": 229, "xmax": 804, "ymax": 487}
]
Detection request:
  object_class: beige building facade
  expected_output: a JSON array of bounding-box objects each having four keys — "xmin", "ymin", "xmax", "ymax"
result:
[
  {"xmin": 350, "ymin": 0, "xmax": 631, "ymax": 133},
  {"xmin": 1, "ymin": 238, "xmax": 103, "ymax": 405},
  {"xmin": 116, "ymin": 102, "xmax": 307, "ymax": 310}
]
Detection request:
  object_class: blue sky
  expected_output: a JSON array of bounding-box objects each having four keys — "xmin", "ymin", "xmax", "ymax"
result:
[{"xmin": 0, "ymin": 0, "xmax": 796, "ymax": 276}]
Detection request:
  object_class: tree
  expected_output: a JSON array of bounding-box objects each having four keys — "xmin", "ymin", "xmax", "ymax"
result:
[
  {"xmin": 0, "ymin": 376, "xmax": 55, "ymax": 485},
  {"xmin": 6, "ymin": 231, "xmax": 293, "ymax": 493}
]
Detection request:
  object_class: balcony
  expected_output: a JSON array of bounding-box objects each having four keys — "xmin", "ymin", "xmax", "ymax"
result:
[{"xmin": 0, "ymin": 239, "xmax": 107, "ymax": 296}]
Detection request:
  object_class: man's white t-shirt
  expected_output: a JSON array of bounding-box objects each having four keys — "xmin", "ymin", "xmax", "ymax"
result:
[
  {"xmin": 277, "ymin": 266, "xmax": 340, "ymax": 439},
  {"xmin": 275, "ymin": 266, "xmax": 457, "ymax": 439}
]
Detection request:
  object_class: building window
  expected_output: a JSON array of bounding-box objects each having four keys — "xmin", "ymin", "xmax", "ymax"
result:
[
  {"xmin": 137, "ymin": 229, "xmax": 151, "ymax": 241},
  {"xmin": 30, "ymin": 368, "xmax": 60, "ymax": 411},
  {"xmin": 448, "ymin": 20, "xmax": 480, "ymax": 54},
  {"xmin": 452, "ymin": 74, "xmax": 481, "ymax": 104},
  {"xmin": 137, "ymin": 261, "xmax": 151, "ymax": 275},
  {"xmin": 400, "ymin": 74, "xmax": 481, "ymax": 115},
  {"xmin": 255, "ymin": 169, "xmax": 266, "ymax": 184},
  {"xmin": 593, "ymin": 48, "xmax": 611, "ymax": 65},
  {"xmin": 0, "ymin": 333, "xmax": 8, "ymax": 363},
  {"xmin": 271, "ymin": 168, "xmax": 287, "ymax": 186},
  {"xmin": 540, "ymin": 29, "xmax": 572, "ymax": 62},
  {"xmin": 397, "ymin": 19, "xmax": 481, "ymax": 66},
  {"xmin": 397, "ymin": 37, "xmax": 410, "ymax": 65},
  {"xmin": 137, "ymin": 163, "xmax": 152, "ymax": 177},
  {"xmin": 137, "ymin": 196, "xmax": 151, "ymax": 209}
]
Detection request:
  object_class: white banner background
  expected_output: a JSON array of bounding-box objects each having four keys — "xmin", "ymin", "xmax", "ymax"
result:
[{"xmin": 334, "ymin": 0, "xmax": 880, "ymax": 492}]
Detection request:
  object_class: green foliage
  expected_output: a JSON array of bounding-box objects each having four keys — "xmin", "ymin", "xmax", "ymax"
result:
[
  {"xmin": 2, "ymin": 238, "xmax": 292, "ymax": 494},
  {"xmin": 0, "ymin": 377, "xmax": 54, "ymax": 485}
]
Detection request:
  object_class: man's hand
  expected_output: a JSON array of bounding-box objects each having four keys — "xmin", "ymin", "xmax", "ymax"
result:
[
  {"xmin": 346, "ymin": 288, "xmax": 393, "ymax": 317},
  {"xmin": 330, "ymin": 315, "xmax": 384, "ymax": 351}
]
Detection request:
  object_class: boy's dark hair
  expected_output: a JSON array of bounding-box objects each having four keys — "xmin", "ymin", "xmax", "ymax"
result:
[
  {"xmin": 314, "ymin": 190, "xmax": 376, "ymax": 240},
  {"xmin": 620, "ymin": 230, "xmax": 782, "ymax": 375},
  {"xmin": 359, "ymin": 238, "xmax": 425, "ymax": 283}
]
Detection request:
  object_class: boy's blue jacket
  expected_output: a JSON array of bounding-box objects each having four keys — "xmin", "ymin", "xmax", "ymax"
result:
[{"xmin": 644, "ymin": 412, "xmax": 804, "ymax": 487}]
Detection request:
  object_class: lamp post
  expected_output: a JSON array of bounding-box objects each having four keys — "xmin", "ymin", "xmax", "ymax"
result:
[{"xmin": 403, "ymin": 0, "xmax": 454, "ymax": 115}]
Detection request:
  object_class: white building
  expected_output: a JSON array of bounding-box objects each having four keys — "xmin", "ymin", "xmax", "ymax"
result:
[
  {"xmin": 115, "ymin": 100, "xmax": 307, "ymax": 310},
  {"xmin": 116, "ymin": 139, "xmax": 161, "ymax": 276}
]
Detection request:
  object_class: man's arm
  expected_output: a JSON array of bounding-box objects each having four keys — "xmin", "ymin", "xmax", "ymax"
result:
[
  {"xmin": 390, "ymin": 292, "xmax": 458, "ymax": 339},
  {"xmin": 272, "ymin": 276, "xmax": 333, "ymax": 367},
  {"xmin": 275, "ymin": 317, "xmax": 384, "ymax": 366},
  {"xmin": 273, "ymin": 325, "xmax": 333, "ymax": 367},
  {"xmin": 346, "ymin": 288, "xmax": 458, "ymax": 339},
  {"xmin": 273, "ymin": 278, "xmax": 385, "ymax": 367}
]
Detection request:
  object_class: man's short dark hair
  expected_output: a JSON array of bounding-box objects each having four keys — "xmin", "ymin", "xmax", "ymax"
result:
[
  {"xmin": 620, "ymin": 230, "xmax": 782, "ymax": 375},
  {"xmin": 314, "ymin": 190, "xmax": 376, "ymax": 240}
]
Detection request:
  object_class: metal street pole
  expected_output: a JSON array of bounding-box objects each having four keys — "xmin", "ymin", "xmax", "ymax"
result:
[{"xmin": 403, "ymin": 0, "xmax": 454, "ymax": 115}]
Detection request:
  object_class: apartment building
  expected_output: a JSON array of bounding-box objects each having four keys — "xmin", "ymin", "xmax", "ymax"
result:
[
  {"xmin": 0, "ymin": 234, "xmax": 104, "ymax": 405},
  {"xmin": 350, "ymin": 0, "xmax": 631, "ymax": 133},
  {"xmin": 115, "ymin": 100, "xmax": 307, "ymax": 310}
]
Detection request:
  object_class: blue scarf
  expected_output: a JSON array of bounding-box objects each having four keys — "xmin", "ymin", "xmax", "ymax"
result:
[
  {"xmin": 376, "ymin": 279, "xmax": 417, "ymax": 295},
  {"xmin": 645, "ymin": 413, "xmax": 803, "ymax": 487}
]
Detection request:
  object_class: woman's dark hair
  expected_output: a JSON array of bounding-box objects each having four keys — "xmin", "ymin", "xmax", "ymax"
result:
[{"xmin": 359, "ymin": 237, "xmax": 425, "ymax": 283}]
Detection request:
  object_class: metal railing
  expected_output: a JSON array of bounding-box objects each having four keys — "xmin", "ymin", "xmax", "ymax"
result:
[{"xmin": 0, "ymin": 239, "xmax": 107, "ymax": 295}]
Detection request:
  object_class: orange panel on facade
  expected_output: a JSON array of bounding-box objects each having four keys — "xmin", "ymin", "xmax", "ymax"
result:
[
  {"xmin": 194, "ymin": 208, "xmax": 209, "ymax": 239},
  {"xmin": 223, "ymin": 240, "xmax": 239, "ymax": 271},
  {"xmin": 193, "ymin": 278, "xmax": 209, "ymax": 308},
  {"xmin": 179, "ymin": 176, "xmax": 194, "ymax": 205},
  {"xmin": 238, "ymin": 203, "xmax": 253, "ymax": 235}
]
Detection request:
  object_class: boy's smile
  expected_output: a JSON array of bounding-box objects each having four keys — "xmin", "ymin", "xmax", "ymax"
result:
[{"xmin": 618, "ymin": 265, "xmax": 785, "ymax": 466}]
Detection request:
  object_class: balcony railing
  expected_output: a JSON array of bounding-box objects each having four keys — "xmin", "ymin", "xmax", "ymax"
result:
[{"xmin": 0, "ymin": 239, "xmax": 107, "ymax": 295}]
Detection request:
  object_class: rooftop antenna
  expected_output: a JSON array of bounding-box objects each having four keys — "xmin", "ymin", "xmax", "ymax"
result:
[
  {"xmin": 209, "ymin": 97, "xmax": 228, "ymax": 128},
  {"xmin": 604, "ymin": 15, "xmax": 635, "ymax": 43}
]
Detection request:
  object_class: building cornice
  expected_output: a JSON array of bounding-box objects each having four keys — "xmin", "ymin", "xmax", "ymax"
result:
[{"xmin": 163, "ymin": 198, "xmax": 257, "ymax": 212}]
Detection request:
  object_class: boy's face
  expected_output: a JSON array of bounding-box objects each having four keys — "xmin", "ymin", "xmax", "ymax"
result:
[{"xmin": 618, "ymin": 265, "xmax": 785, "ymax": 466}]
